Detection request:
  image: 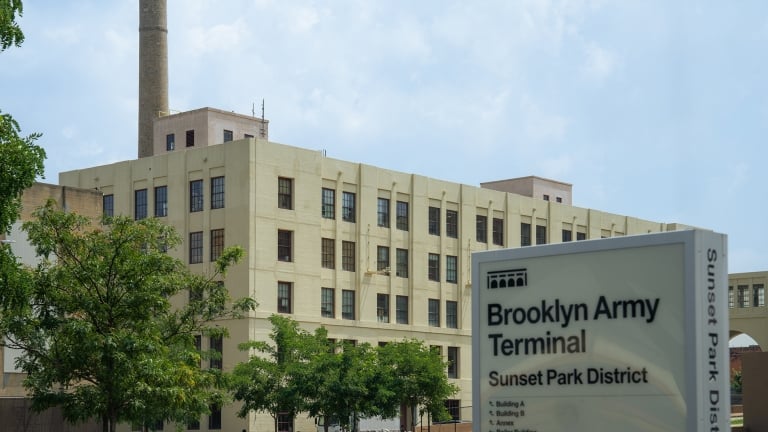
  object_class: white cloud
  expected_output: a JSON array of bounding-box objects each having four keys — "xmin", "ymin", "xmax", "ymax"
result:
[
  {"xmin": 581, "ymin": 42, "xmax": 617, "ymax": 80},
  {"xmin": 184, "ymin": 19, "xmax": 250, "ymax": 54}
]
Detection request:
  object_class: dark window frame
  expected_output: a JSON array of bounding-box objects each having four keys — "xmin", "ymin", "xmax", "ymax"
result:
[
  {"xmin": 476, "ymin": 215, "xmax": 487, "ymax": 243},
  {"xmin": 377, "ymin": 246, "xmax": 390, "ymax": 272},
  {"xmin": 278, "ymin": 177, "xmax": 293, "ymax": 210},
  {"xmin": 210, "ymin": 229, "xmax": 224, "ymax": 261},
  {"xmin": 190, "ymin": 180, "xmax": 203, "ymax": 212},
  {"xmin": 492, "ymin": 218, "xmax": 504, "ymax": 246},
  {"xmin": 377, "ymin": 293, "xmax": 390, "ymax": 323},
  {"xmin": 428, "ymin": 298, "xmax": 440, "ymax": 327},
  {"xmin": 342, "ymin": 240, "xmax": 355, "ymax": 272},
  {"xmin": 428, "ymin": 253, "xmax": 440, "ymax": 282},
  {"xmin": 395, "ymin": 248, "xmax": 408, "ymax": 278},
  {"xmin": 446, "ymin": 300, "xmax": 458, "ymax": 329},
  {"xmin": 520, "ymin": 222, "xmax": 531, "ymax": 246},
  {"xmin": 342, "ymin": 289, "xmax": 355, "ymax": 320},
  {"xmin": 396, "ymin": 201, "xmax": 409, "ymax": 231},
  {"xmin": 278, "ymin": 281, "xmax": 292, "ymax": 313},
  {"xmin": 342, "ymin": 191, "xmax": 356, "ymax": 222},
  {"xmin": 189, "ymin": 231, "xmax": 203, "ymax": 264},
  {"xmin": 396, "ymin": 295, "xmax": 409, "ymax": 324},
  {"xmin": 321, "ymin": 287, "xmax": 335, "ymax": 318},
  {"xmin": 103, "ymin": 194, "xmax": 114, "ymax": 217},
  {"xmin": 277, "ymin": 230, "xmax": 293, "ymax": 262},
  {"xmin": 210, "ymin": 176, "xmax": 225, "ymax": 209},
  {"xmin": 322, "ymin": 188, "xmax": 335, "ymax": 219},
  {"xmin": 154, "ymin": 185, "xmax": 167, "ymax": 217},
  {"xmin": 134, "ymin": 189, "xmax": 148, "ymax": 220},
  {"xmin": 446, "ymin": 209, "xmax": 458, "ymax": 238},
  {"xmin": 446, "ymin": 255, "xmax": 458, "ymax": 283},
  {"xmin": 428, "ymin": 206, "xmax": 440, "ymax": 236},
  {"xmin": 377, "ymin": 197, "xmax": 390, "ymax": 227},
  {"xmin": 321, "ymin": 238, "xmax": 335, "ymax": 269}
]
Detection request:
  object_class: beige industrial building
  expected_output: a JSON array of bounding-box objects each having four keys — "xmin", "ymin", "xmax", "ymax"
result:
[{"xmin": 54, "ymin": 109, "xmax": 693, "ymax": 432}]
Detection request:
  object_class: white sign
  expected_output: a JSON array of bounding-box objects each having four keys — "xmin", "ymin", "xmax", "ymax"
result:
[{"xmin": 471, "ymin": 230, "xmax": 729, "ymax": 432}]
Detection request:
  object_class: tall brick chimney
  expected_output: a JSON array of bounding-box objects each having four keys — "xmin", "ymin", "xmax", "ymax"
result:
[{"xmin": 138, "ymin": 0, "xmax": 169, "ymax": 158}]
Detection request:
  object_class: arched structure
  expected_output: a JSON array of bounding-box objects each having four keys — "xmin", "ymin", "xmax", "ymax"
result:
[{"xmin": 729, "ymin": 271, "xmax": 768, "ymax": 349}]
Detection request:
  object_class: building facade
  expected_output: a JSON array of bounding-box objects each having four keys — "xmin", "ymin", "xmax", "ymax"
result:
[{"xmin": 59, "ymin": 136, "xmax": 685, "ymax": 432}]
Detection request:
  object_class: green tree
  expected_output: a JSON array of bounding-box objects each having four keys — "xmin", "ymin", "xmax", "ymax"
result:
[
  {"xmin": 231, "ymin": 314, "xmax": 326, "ymax": 432},
  {"xmin": 377, "ymin": 340, "xmax": 459, "ymax": 430},
  {"xmin": 303, "ymin": 341, "xmax": 386, "ymax": 432},
  {"xmin": 0, "ymin": 202, "xmax": 255, "ymax": 432},
  {"xmin": 1, "ymin": 0, "xmax": 25, "ymax": 51}
]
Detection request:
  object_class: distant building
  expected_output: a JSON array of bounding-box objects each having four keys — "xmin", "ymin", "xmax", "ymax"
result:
[
  {"xmin": 60, "ymin": 117, "xmax": 688, "ymax": 431},
  {"xmin": 0, "ymin": 182, "xmax": 101, "ymax": 432}
]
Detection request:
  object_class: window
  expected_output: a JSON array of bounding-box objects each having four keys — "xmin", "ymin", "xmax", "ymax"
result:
[
  {"xmin": 493, "ymin": 218, "xmax": 504, "ymax": 246},
  {"xmin": 377, "ymin": 293, "xmax": 390, "ymax": 323},
  {"xmin": 321, "ymin": 287, "xmax": 335, "ymax": 318},
  {"xmin": 189, "ymin": 231, "xmax": 203, "ymax": 264},
  {"xmin": 186, "ymin": 129, "xmax": 195, "ymax": 147},
  {"xmin": 223, "ymin": 129, "xmax": 233, "ymax": 142},
  {"xmin": 447, "ymin": 346, "xmax": 459, "ymax": 378},
  {"xmin": 738, "ymin": 285, "xmax": 748, "ymax": 307},
  {"xmin": 278, "ymin": 177, "xmax": 293, "ymax": 209},
  {"xmin": 556, "ymin": 197, "xmax": 563, "ymax": 203},
  {"xmin": 396, "ymin": 201, "xmax": 409, "ymax": 231},
  {"xmin": 476, "ymin": 215, "xmax": 487, "ymax": 243},
  {"xmin": 728, "ymin": 286, "xmax": 734, "ymax": 308},
  {"xmin": 396, "ymin": 248, "xmax": 408, "ymax": 278},
  {"xmin": 342, "ymin": 241, "xmax": 355, "ymax": 272},
  {"xmin": 211, "ymin": 176, "xmax": 225, "ymax": 209},
  {"xmin": 562, "ymin": 229, "xmax": 572, "ymax": 242},
  {"xmin": 536, "ymin": 225, "xmax": 547, "ymax": 244},
  {"xmin": 103, "ymin": 194, "xmax": 114, "ymax": 217},
  {"xmin": 342, "ymin": 290, "xmax": 355, "ymax": 320},
  {"xmin": 244, "ymin": 133, "xmax": 254, "ymax": 139},
  {"xmin": 576, "ymin": 232, "xmax": 587, "ymax": 241},
  {"xmin": 446, "ymin": 255, "xmax": 458, "ymax": 284},
  {"xmin": 321, "ymin": 238, "xmax": 335, "ymax": 269},
  {"xmin": 428, "ymin": 206, "xmax": 440, "ymax": 235},
  {"xmin": 134, "ymin": 189, "xmax": 147, "ymax": 220},
  {"xmin": 278, "ymin": 230, "xmax": 293, "ymax": 262},
  {"xmin": 377, "ymin": 246, "xmax": 390, "ymax": 272},
  {"xmin": 209, "ymin": 335, "xmax": 222, "ymax": 369},
  {"xmin": 189, "ymin": 180, "xmax": 203, "ymax": 212},
  {"xmin": 277, "ymin": 413, "xmax": 293, "ymax": 432},
  {"xmin": 428, "ymin": 253, "xmax": 440, "ymax": 282},
  {"xmin": 187, "ymin": 418, "xmax": 200, "ymax": 430},
  {"xmin": 754, "ymin": 284, "xmax": 765, "ymax": 307},
  {"xmin": 446, "ymin": 210, "xmax": 458, "ymax": 238},
  {"xmin": 208, "ymin": 406, "xmax": 221, "ymax": 430},
  {"xmin": 342, "ymin": 191, "xmax": 356, "ymax": 222},
  {"xmin": 166, "ymin": 133, "xmax": 175, "ymax": 151},
  {"xmin": 154, "ymin": 186, "xmax": 167, "ymax": 217},
  {"xmin": 278, "ymin": 281, "xmax": 292, "ymax": 313},
  {"xmin": 396, "ymin": 295, "xmax": 409, "ymax": 324},
  {"xmin": 377, "ymin": 198, "xmax": 390, "ymax": 227},
  {"xmin": 446, "ymin": 300, "xmax": 458, "ymax": 329},
  {"xmin": 445, "ymin": 400, "xmax": 460, "ymax": 421},
  {"xmin": 322, "ymin": 188, "xmax": 335, "ymax": 219},
  {"xmin": 189, "ymin": 284, "xmax": 203, "ymax": 303},
  {"xmin": 520, "ymin": 222, "xmax": 531, "ymax": 246},
  {"xmin": 209, "ymin": 229, "xmax": 224, "ymax": 261},
  {"xmin": 543, "ymin": 194, "xmax": 550, "ymax": 201},
  {"xmin": 428, "ymin": 299, "xmax": 440, "ymax": 327}
]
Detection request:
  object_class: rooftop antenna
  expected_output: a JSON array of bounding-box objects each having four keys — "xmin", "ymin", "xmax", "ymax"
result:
[
  {"xmin": 252, "ymin": 102, "xmax": 255, "ymax": 117},
  {"xmin": 260, "ymin": 99, "xmax": 266, "ymax": 138}
]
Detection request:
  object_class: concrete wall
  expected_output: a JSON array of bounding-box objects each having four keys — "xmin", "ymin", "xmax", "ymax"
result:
[{"xmin": 0, "ymin": 398, "xmax": 99, "ymax": 432}]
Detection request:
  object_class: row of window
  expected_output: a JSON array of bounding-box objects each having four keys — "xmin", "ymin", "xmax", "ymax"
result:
[
  {"xmin": 165, "ymin": 129, "xmax": 254, "ymax": 151},
  {"xmin": 280, "ymin": 284, "xmax": 461, "ymax": 329},
  {"xmin": 729, "ymin": 284, "xmax": 765, "ymax": 308},
  {"xmin": 103, "ymin": 177, "xmax": 226, "ymax": 219},
  {"xmin": 189, "ymin": 229, "xmax": 225, "ymax": 264}
]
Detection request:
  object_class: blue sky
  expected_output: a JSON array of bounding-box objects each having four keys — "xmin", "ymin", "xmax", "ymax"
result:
[{"xmin": 2, "ymin": 1, "xmax": 767, "ymax": 275}]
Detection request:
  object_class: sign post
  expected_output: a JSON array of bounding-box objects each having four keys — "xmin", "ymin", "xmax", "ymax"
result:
[{"xmin": 471, "ymin": 230, "xmax": 728, "ymax": 432}]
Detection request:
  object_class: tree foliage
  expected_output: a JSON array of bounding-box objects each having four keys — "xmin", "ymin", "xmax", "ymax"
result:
[
  {"xmin": 231, "ymin": 316, "xmax": 458, "ymax": 431},
  {"xmin": 0, "ymin": 202, "xmax": 255, "ymax": 432},
  {"xmin": 0, "ymin": 0, "xmax": 25, "ymax": 51},
  {"xmin": 231, "ymin": 315, "xmax": 327, "ymax": 431},
  {"xmin": 0, "ymin": 111, "xmax": 45, "ymax": 234},
  {"xmin": 377, "ymin": 340, "xmax": 459, "ymax": 427}
]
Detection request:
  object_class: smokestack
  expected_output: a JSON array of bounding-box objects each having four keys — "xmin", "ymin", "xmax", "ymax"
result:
[{"xmin": 138, "ymin": 0, "xmax": 169, "ymax": 158}]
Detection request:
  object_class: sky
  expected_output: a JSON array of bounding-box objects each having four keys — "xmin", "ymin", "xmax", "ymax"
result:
[{"xmin": 2, "ymin": 0, "xmax": 767, "ymax": 279}]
